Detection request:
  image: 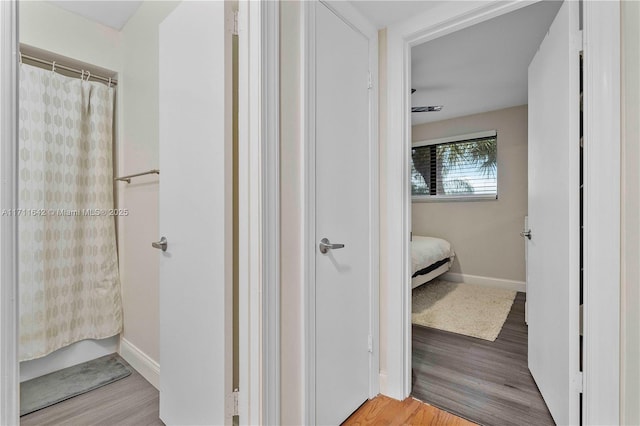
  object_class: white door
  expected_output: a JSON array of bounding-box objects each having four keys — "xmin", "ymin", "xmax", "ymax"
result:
[
  {"xmin": 527, "ymin": 1, "xmax": 581, "ymax": 425},
  {"xmin": 314, "ymin": 3, "xmax": 372, "ymax": 425},
  {"xmin": 158, "ymin": 2, "xmax": 233, "ymax": 425}
]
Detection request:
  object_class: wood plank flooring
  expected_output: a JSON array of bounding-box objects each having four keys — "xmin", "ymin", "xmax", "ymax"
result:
[
  {"xmin": 343, "ymin": 395, "xmax": 476, "ymax": 426},
  {"xmin": 20, "ymin": 362, "xmax": 162, "ymax": 426},
  {"xmin": 411, "ymin": 292, "xmax": 555, "ymax": 426},
  {"xmin": 21, "ymin": 368, "xmax": 473, "ymax": 426},
  {"xmin": 21, "ymin": 293, "xmax": 551, "ymax": 426}
]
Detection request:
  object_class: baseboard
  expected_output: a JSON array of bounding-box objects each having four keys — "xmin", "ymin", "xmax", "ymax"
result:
[
  {"xmin": 118, "ymin": 337, "xmax": 160, "ymax": 390},
  {"xmin": 379, "ymin": 371, "xmax": 388, "ymax": 395},
  {"xmin": 20, "ymin": 336, "xmax": 119, "ymax": 382},
  {"xmin": 442, "ymin": 272, "xmax": 526, "ymax": 292}
]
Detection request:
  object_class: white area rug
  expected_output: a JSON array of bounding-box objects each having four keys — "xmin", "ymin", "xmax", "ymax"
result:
[{"xmin": 412, "ymin": 280, "xmax": 517, "ymax": 341}]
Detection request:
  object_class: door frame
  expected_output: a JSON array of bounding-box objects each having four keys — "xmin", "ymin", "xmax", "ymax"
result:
[
  {"xmin": 0, "ymin": 1, "xmax": 275, "ymax": 425},
  {"xmin": 238, "ymin": 0, "xmax": 280, "ymax": 424},
  {"xmin": 0, "ymin": 0, "xmax": 19, "ymax": 424},
  {"xmin": 301, "ymin": 1, "xmax": 380, "ymax": 423},
  {"xmin": 382, "ymin": 1, "xmax": 620, "ymax": 424}
]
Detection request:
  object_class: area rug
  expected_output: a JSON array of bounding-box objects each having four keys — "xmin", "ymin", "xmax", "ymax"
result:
[
  {"xmin": 20, "ymin": 354, "xmax": 132, "ymax": 416},
  {"xmin": 412, "ymin": 280, "xmax": 516, "ymax": 341}
]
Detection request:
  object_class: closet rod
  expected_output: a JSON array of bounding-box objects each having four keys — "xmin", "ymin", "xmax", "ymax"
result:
[{"xmin": 20, "ymin": 53, "xmax": 118, "ymax": 86}]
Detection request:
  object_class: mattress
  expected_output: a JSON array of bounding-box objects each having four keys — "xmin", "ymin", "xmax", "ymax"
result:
[{"xmin": 411, "ymin": 236, "xmax": 454, "ymax": 277}]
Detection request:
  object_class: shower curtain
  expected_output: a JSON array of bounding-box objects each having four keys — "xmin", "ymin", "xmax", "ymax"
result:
[{"xmin": 18, "ymin": 63, "xmax": 122, "ymax": 361}]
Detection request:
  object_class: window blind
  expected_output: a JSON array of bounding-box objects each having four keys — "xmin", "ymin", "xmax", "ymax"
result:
[{"xmin": 411, "ymin": 134, "xmax": 497, "ymax": 198}]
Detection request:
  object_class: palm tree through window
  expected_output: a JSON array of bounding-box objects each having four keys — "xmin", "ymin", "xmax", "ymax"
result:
[{"xmin": 411, "ymin": 134, "xmax": 497, "ymax": 199}]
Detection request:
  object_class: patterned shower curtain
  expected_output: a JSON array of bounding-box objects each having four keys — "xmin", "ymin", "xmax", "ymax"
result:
[{"xmin": 18, "ymin": 63, "xmax": 122, "ymax": 361}]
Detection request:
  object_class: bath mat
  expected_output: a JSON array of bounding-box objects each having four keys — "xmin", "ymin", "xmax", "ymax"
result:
[
  {"xmin": 20, "ymin": 354, "xmax": 132, "ymax": 416},
  {"xmin": 412, "ymin": 279, "xmax": 516, "ymax": 341}
]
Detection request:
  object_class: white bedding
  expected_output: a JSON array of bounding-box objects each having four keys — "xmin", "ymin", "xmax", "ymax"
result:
[{"xmin": 411, "ymin": 236, "xmax": 454, "ymax": 276}]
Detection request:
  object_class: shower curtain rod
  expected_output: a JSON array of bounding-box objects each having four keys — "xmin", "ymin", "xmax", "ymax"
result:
[{"xmin": 20, "ymin": 53, "xmax": 118, "ymax": 86}]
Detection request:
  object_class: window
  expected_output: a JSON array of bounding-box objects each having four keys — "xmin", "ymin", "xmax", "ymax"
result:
[{"xmin": 411, "ymin": 130, "xmax": 497, "ymax": 200}]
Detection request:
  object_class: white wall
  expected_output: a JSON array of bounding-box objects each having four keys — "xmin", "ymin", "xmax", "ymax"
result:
[
  {"xmin": 411, "ymin": 105, "xmax": 528, "ymax": 284},
  {"xmin": 19, "ymin": 1, "xmax": 123, "ymax": 72},
  {"xmin": 19, "ymin": 1, "xmax": 123, "ymax": 379},
  {"xmin": 621, "ymin": 1, "xmax": 640, "ymax": 423}
]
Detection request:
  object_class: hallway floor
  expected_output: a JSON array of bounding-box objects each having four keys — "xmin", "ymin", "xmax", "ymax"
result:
[
  {"xmin": 21, "ymin": 293, "xmax": 551, "ymax": 426},
  {"xmin": 411, "ymin": 292, "xmax": 555, "ymax": 426},
  {"xmin": 343, "ymin": 395, "xmax": 475, "ymax": 425}
]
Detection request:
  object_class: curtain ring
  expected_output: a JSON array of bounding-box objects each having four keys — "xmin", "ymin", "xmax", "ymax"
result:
[
  {"xmin": 51, "ymin": 61, "xmax": 56, "ymax": 73},
  {"xmin": 19, "ymin": 52, "xmax": 23, "ymax": 65},
  {"xmin": 80, "ymin": 70, "xmax": 85, "ymax": 80},
  {"xmin": 85, "ymin": 71, "xmax": 91, "ymax": 82},
  {"xmin": 108, "ymin": 77, "xmax": 112, "ymax": 87}
]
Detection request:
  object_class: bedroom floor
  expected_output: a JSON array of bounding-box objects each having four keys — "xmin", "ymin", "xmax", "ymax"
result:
[{"xmin": 411, "ymin": 292, "xmax": 555, "ymax": 426}]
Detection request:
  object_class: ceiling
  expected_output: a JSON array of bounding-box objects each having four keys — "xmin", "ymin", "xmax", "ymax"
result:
[
  {"xmin": 49, "ymin": 0, "xmax": 439, "ymax": 31},
  {"xmin": 350, "ymin": 1, "xmax": 444, "ymax": 29},
  {"xmin": 47, "ymin": 1, "xmax": 142, "ymax": 30},
  {"xmin": 45, "ymin": 1, "xmax": 562, "ymax": 127},
  {"xmin": 411, "ymin": 1, "xmax": 562, "ymax": 126}
]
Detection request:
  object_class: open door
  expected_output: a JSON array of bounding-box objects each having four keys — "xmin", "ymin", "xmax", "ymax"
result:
[
  {"xmin": 158, "ymin": 2, "xmax": 233, "ymax": 424},
  {"xmin": 527, "ymin": 1, "xmax": 581, "ymax": 424}
]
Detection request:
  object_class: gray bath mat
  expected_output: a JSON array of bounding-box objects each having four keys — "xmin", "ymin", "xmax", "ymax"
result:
[{"xmin": 20, "ymin": 354, "xmax": 132, "ymax": 416}]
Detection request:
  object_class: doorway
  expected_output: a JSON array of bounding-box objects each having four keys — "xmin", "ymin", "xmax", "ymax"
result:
[
  {"xmin": 382, "ymin": 1, "xmax": 620, "ymax": 424},
  {"xmin": 408, "ymin": 2, "xmax": 563, "ymax": 424},
  {"xmin": 0, "ymin": 1, "xmax": 270, "ymax": 424}
]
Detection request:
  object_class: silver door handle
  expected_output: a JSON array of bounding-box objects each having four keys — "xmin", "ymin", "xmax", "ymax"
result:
[
  {"xmin": 152, "ymin": 236, "xmax": 168, "ymax": 251},
  {"xmin": 319, "ymin": 238, "xmax": 345, "ymax": 254},
  {"xmin": 520, "ymin": 230, "xmax": 532, "ymax": 240}
]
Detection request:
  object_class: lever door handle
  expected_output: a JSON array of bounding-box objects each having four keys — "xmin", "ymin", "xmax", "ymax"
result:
[
  {"xmin": 319, "ymin": 238, "xmax": 345, "ymax": 254},
  {"xmin": 152, "ymin": 236, "xmax": 168, "ymax": 251},
  {"xmin": 520, "ymin": 230, "xmax": 532, "ymax": 240}
]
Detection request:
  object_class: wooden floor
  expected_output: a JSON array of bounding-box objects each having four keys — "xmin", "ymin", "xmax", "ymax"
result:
[
  {"xmin": 343, "ymin": 395, "xmax": 476, "ymax": 425},
  {"xmin": 21, "ymin": 369, "xmax": 472, "ymax": 426},
  {"xmin": 22, "ymin": 293, "xmax": 551, "ymax": 426},
  {"xmin": 20, "ymin": 364, "xmax": 163, "ymax": 426},
  {"xmin": 411, "ymin": 292, "xmax": 555, "ymax": 426}
]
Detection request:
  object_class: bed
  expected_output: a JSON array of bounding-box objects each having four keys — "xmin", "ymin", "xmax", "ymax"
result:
[{"xmin": 411, "ymin": 236, "xmax": 455, "ymax": 289}]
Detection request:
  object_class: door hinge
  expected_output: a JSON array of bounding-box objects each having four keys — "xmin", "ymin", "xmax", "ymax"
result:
[
  {"xmin": 233, "ymin": 11, "xmax": 240, "ymax": 35},
  {"xmin": 227, "ymin": 389, "xmax": 240, "ymax": 416},
  {"xmin": 574, "ymin": 371, "xmax": 584, "ymax": 393},
  {"xmin": 228, "ymin": 11, "xmax": 239, "ymax": 35},
  {"xmin": 577, "ymin": 30, "xmax": 583, "ymax": 51},
  {"xmin": 368, "ymin": 71, "xmax": 373, "ymax": 89}
]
